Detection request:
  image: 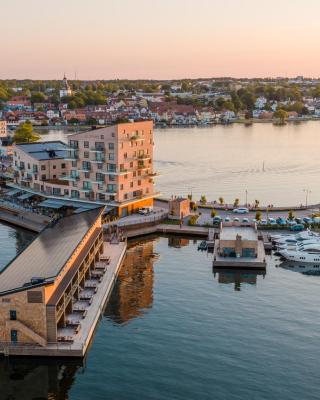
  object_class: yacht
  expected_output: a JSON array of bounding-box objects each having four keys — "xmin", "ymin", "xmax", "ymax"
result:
[
  {"xmin": 276, "ymin": 238, "xmax": 320, "ymax": 250},
  {"xmin": 271, "ymin": 230, "xmax": 318, "ymax": 243},
  {"xmin": 279, "ymin": 244, "xmax": 320, "ymax": 263}
]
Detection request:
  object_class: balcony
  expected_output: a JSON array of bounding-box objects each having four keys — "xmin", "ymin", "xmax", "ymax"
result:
[
  {"xmin": 90, "ymin": 147, "xmax": 105, "ymax": 153},
  {"xmin": 137, "ymin": 154, "xmax": 151, "ymax": 160},
  {"xmin": 60, "ymin": 175, "xmax": 80, "ymax": 181}
]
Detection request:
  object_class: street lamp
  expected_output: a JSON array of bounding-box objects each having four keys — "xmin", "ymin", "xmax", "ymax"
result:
[
  {"xmin": 245, "ymin": 189, "xmax": 248, "ymax": 207},
  {"xmin": 303, "ymin": 189, "xmax": 311, "ymax": 208}
]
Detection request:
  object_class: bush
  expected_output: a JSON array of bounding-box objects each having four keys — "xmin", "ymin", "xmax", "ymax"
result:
[
  {"xmin": 255, "ymin": 211, "xmax": 262, "ymax": 221},
  {"xmin": 200, "ymin": 195, "xmax": 207, "ymax": 205},
  {"xmin": 188, "ymin": 215, "xmax": 199, "ymax": 226},
  {"xmin": 288, "ymin": 210, "xmax": 294, "ymax": 220}
]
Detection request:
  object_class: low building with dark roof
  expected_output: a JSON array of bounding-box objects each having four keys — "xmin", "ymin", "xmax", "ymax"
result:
[{"xmin": 0, "ymin": 207, "xmax": 105, "ymax": 352}]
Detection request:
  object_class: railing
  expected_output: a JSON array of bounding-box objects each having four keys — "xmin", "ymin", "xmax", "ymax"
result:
[{"xmin": 105, "ymin": 210, "xmax": 168, "ymax": 228}]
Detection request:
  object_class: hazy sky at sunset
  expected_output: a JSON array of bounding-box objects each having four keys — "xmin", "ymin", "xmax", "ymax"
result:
[{"xmin": 1, "ymin": 0, "xmax": 320, "ymax": 79}]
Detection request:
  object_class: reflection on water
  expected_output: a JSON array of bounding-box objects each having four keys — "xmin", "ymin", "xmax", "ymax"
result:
[
  {"xmin": 0, "ymin": 358, "xmax": 83, "ymax": 400},
  {"xmin": 213, "ymin": 268, "xmax": 266, "ymax": 291},
  {"xmin": 105, "ymin": 238, "xmax": 159, "ymax": 324},
  {"xmin": 168, "ymin": 237, "xmax": 190, "ymax": 248},
  {"xmin": 278, "ymin": 261, "xmax": 320, "ymax": 275},
  {"xmin": 0, "ymin": 223, "xmax": 35, "ymax": 271}
]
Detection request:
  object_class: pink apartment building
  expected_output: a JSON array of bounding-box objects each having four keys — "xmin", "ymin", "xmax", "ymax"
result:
[{"xmin": 12, "ymin": 121, "xmax": 157, "ymax": 216}]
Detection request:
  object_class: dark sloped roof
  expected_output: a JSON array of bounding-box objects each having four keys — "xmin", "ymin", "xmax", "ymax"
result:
[
  {"xmin": 0, "ymin": 207, "xmax": 104, "ymax": 296},
  {"xmin": 16, "ymin": 141, "xmax": 67, "ymax": 160}
]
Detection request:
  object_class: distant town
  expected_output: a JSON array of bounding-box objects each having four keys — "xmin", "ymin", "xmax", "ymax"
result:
[{"xmin": 1, "ymin": 76, "xmax": 320, "ymax": 134}]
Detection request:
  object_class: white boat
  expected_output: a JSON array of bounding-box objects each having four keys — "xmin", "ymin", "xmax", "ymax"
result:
[
  {"xmin": 279, "ymin": 245, "xmax": 320, "ymax": 263},
  {"xmin": 271, "ymin": 229, "xmax": 318, "ymax": 243},
  {"xmin": 276, "ymin": 238, "xmax": 320, "ymax": 250}
]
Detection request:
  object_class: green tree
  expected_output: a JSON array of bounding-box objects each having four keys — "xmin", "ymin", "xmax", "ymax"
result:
[
  {"xmin": 31, "ymin": 92, "xmax": 46, "ymax": 103},
  {"xmin": 255, "ymin": 211, "xmax": 262, "ymax": 221},
  {"xmin": 254, "ymin": 199, "xmax": 260, "ymax": 208},
  {"xmin": 211, "ymin": 209, "xmax": 218, "ymax": 218},
  {"xmin": 200, "ymin": 195, "xmax": 207, "ymax": 205},
  {"xmin": 274, "ymin": 108, "xmax": 288, "ymax": 124},
  {"xmin": 288, "ymin": 210, "xmax": 295, "ymax": 221},
  {"xmin": 13, "ymin": 121, "xmax": 40, "ymax": 143},
  {"xmin": 234, "ymin": 198, "xmax": 240, "ymax": 207},
  {"xmin": 218, "ymin": 197, "xmax": 224, "ymax": 205}
]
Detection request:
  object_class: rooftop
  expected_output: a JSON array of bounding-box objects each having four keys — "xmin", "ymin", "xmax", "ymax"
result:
[
  {"xmin": 16, "ymin": 141, "xmax": 68, "ymax": 161},
  {"xmin": 0, "ymin": 207, "xmax": 104, "ymax": 296},
  {"xmin": 220, "ymin": 226, "xmax": 258, "ymax": 241}
]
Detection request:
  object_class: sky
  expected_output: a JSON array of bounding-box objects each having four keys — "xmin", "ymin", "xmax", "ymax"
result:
[{"xmin": 1, "ymin": 0, "xmax": 320, "ymax": 80}]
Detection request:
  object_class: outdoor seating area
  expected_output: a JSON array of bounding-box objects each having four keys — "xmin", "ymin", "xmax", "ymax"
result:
[{"xmin": 57, "ymin": 253, "xmax": 111, "ymax": 343}]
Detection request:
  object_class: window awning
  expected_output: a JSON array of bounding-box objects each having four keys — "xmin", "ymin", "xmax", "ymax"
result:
[
  {"xmin": 17, "ymin": 192, "xmax": 35, "ymax": 201},
  {"xmin": 38, "ymin": 199, "xmax": 65, "ymax": 209},
  {"xmin": 5, "ymin": 189, "xmax": 21, "ymax": 197}
]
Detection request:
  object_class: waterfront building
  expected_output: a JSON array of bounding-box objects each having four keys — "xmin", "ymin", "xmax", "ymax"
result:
[
  {"xmin": 0, "ymin": 207, "xmax": 105, "ymax": 354},
  {"xmin": 59, "ymin": 75, "xmax": 73, "ymax": 98},
  {"xmin": 213, "ymin": 225, "xmax": 266, "ymax": 268},
  {"xmin": 168, "ymin": 197, "xmax": 190, "ymax": 219},
  {"xmin": 12, "ymin": 141, "xmax": 70, "ymax": 196},
  {"xmin": 11, "ymin": 121, "xmax": 157, "ymax": 216}
]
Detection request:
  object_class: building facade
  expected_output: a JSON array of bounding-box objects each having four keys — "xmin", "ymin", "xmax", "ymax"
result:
[
  {"xmin": 12, "ymin": 121, "xmax": 157, "ymax": 216},
  {"xmin": 0, "ymin": 208, "xmax": 104, "ymax": 351}
]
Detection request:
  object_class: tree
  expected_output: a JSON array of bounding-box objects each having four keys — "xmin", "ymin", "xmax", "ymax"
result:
[
  {"xmin": 211, "ymin": 209, "xmax": 217, "ymax": 218},
  {"xmin": 218, "ymin": 197, "xmax": 224, "ymax": 205},
  {"xmin": 200, "ymin": 195, "xmax": 207, "ymax": 205},
  {"xmin": 31, "ymin": 92, "xmax": 46, "ymax": 103},
  {"xmin": 234, "ymin": 198, "xmax": 240, "ymax": 207},
  {"xmin": 288, "ymin": 210, "xmax": 295, "ymax": 221},
  {"xmin": 274, "ymin": 108, "xmax": 288, "ymax": 124},
  {"xmin": 255, "ymin": 211, "xmax": 262, "ymax": 221},
  {"xmin": 13, "ymin": 121, "xmax": 40, "ymax": 143},
  {"xmin": 254, "ymin": 199, "xmax": 260, "ymax": 208}
]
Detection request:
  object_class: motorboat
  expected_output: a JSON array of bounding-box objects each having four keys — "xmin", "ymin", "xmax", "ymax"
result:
[
  {"xmin": 279, "ymin": 245, "xmax": 320, "ymax": 263},
  {"xmin": 276, "ymin": 238, "xmax": 320, "ymax": 250}
]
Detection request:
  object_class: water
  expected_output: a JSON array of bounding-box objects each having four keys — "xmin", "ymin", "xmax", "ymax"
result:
[
  {"xmin": 0, "ymin": 223, "xmax": 35, "ymax": 271},
  {"xmin": 38, "ymin": 122, "xmax": 320, "ymax": 206},
  {"xmin": 2, "ymin": 236, "xmax": 320, "ymax": 400}
]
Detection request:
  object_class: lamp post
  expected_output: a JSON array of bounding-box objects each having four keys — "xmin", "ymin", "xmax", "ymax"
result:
[
  {"xmin": 303, "ymin": 189, "xmax": 311, "ymax": 208},
  {"xmin": 245, "ymin": 189, "xmax": 248, "ymax": 207}
]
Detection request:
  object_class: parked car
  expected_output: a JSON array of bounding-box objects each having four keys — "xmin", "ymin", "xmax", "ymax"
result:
[
  {"xmin": 295, "ymin": 217, "xmax": 303, "ymax": 224},
  {"xmin": 138, "ymin": 207, "xmax": 153, "ymax": 215},
  {"xmin": 268, "ymin": 217, "xmax": 277, "ymax": 225},
  {"xmin": 233, "ymin": 207, "xmax": 249, "ymax": 214},
  {"xmin": 276, "ymin": 217, "xmax": 287, "ymax": 226},
  {"xmin": 224, "ymin": 217, "xmax": 231, "ymax": 222},
  {"xmin": 303, "ymin": 217, "xmax": 313, "ymax": 224},
  {"xmin": 286, "ymin": 219, "xmax": 297, "ymax": 226},
  {"xmin": 213, "ymin": 216, "xmax": 222, "ymax": 224},
  {"xmin": 290, "ymin": 224, "xmax": 305, "ymax": 232},
  {"xmin": 233, "ymin": 217, "xmax": 240, "ymax": 222},
  {"xmin": 259, "ymin": 219, "xmax": 268, "ymax": 225},
  {"xmin": 242, "ymin": 217, "xmax": 249, "ymax": 223}
]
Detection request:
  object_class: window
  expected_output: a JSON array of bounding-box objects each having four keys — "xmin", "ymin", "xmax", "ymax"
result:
[
  {"xmin": 53, "ymin": 175, "xmax": 56, "ymax": 179},
  {"xmin": 138, "ymin": 180, "xmax": 141, "ymax": 186},
  {"xmin": 130, "ymin": 162, "xmax": 133, "ymax": 168},
  {"xmin": 27, "ymin": 163, "xmax": 30, "ymax": 169},
  {"xmin": 95, "ymin": 142, "xmax": 105, "ymax": 150},
  {"xmin": 71, "ymin": 190, "xmax": 80, "ymax": 199},
  {"xmin": 124, "ymin": 152, "xmax": 127, "ymax": 159},
  {"xmin": 53, "ymin": 187, "xmax": 61, "ymax": 195},
  {"xmin": 96, "ymin": 173, "xmax": 104, "ymax": 182},
  {"xmin": 72, "ymin": 161, "xmax": 77, "ymax": 167},
  {"xmin": 9, "ymin": 310, "xmax": 16, "ymax": 320},
  {"xmin": 130, "ymin": 182, "xmax": 133, "ymax": 188},
  {"xmin": 107, "ymin": 184, "xmax": 116, "ymax": 193},
  {"xmin": 83, "ymin": 181, "xmax": 92, "ymax": 190},
  {"xmin": 82, "ymin": 161, "xmax": 91, "ymax": 171},
  {"xmin": 97, "ymin": 163, "xmax": 103, "ymax": 170},
  {"xmin": 61, "ymin": 163, "xmax": 66, "ymax": 169},
  {"xmin": 84, "ymin": 151, "xmax": 89, "ymax": 159},
  {"xmin": 41, "ymin": 165, "xmax": 46, "ymax": 171},
  {"xmin": 41, "ymin": 174, "xmax": 46, "ymax": 180},
  {"xmin": 84, "ymin": 172, "xmax": 90, "ymax": 179},
  {"xmin": 70, "ymin": 140, "xmax": 79, "ymax": 148},
  {"xmin": 11, "ymin": 329, "xmax": 18, "ymax": 343},
  {"xmin": 84, "ymin": 141, "xmax": 89, "ymax": 148},
  {"xmin": 109, "ymin": 174, "xmax": 115, "ymax": 181},
  {"xmin": 64, "ymin": 189, "xmax": 69, "ymax": 195},
  {"xmin": 120, "ymin": 184, "xmax": 123, "ymax": 190},
  {"xmin": 109, "ymin": 153, "xmax": 114, "ymax": 160},
  {"xmin": 108, "ymin": 143, "xmax": 115, "ymax": 150},
  {"xmin": 33, "ymin": 165, "xmax": 38, "ymax": 173},
  {"xmin": 53, "ymin": 165, "xmax": 56, "ymax": 169},
  {"xmin": 107, "ymin": 163, "xmax": 116, "ymax": 172}
]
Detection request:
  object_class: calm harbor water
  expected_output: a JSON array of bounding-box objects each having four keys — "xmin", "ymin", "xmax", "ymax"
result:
[
  {"xmin": 0, "ymin": 223, "xmax": 35, "ymax": 272},
  {"xmin": 2, "ymin": 235, "xmax": 320, "ymax": 400},
  {"xmin": 38, "ymin": 121, "xmax": 320, "ymax": 206}
]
